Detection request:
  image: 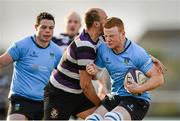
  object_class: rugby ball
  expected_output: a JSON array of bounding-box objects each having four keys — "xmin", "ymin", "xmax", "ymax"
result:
[{"xmin": 124, "ymin": 68, "xmax": 148, "ymax": 85}]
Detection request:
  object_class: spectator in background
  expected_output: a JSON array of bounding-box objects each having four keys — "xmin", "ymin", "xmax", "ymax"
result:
[{"xmin": 52, "ymin": 11, "xmax": 81, "ymax": 52}]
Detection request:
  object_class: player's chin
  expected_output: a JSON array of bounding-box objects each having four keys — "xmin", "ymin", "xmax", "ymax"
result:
[
  {"xmin": 44, "ymin": 39, "xmax": 51, "ymax": 42},
  {"xmin": 70, "ymin": 32, "xmax": 76, "ymax": 37},
  {"xmin": 44, "ymin": 37, "xmax": 52, "ymax": 42},
  {"xmin": 107, "ymin": 44, "xmax": 113, "ymax": 48}
]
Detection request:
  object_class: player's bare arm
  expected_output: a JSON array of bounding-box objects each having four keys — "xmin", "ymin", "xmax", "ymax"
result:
[
  {"xmin": 150, "ymin": 55, "xmax": 167, "ymax": 74},
  {"xmin": 0, "ymin": 52, "xmax": 13, "ymax": 68},
  {"xmin": 79, "ymin": 70, "xmax": 101, "ymax": 106},
  {"xmin": 86, "ymin": 64, "xmax": 109, "ymax": 99}
]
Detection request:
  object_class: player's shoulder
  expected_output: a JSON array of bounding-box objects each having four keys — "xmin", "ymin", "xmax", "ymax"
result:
[
  {"xmin": 97, "ymin": 42, "xmax": 108, "ymax": 50},
  {"xmin": 49, "ymin": 41, "xmax": 62, "ymax": 58},
  {"xmin": 53, "ymin": 33, "xmax": 73, "ymax": 45},
  {"xmin": 50, "ymin": 41, "xmax": 62, "ymax": 51},
  {"xmin": 53, "ymin": 33, "xmax": 68, "ymax": 39},
  {"xmin": 95, "ymin": 42, "xmax": 109, "ymax": 56},
  {"xmin": 50, "ymin": 40, "xmax": 59, "ymax": 47},
  {"xmin": 128, "ymin": 39, "xmax": 146, "ymax": 54},
  {"xmin": 127, "ymin": 39, "xmax": 152, "ymax": 66},
  {"xmin": 75, "ymin": 29, "xmax": 97, "ymax": 48},
  {"xmin": 75, "ymin": 35, "xmax": 96, "ymax": 50},
  {"xmin": 14, "ymin": 35, "xmax": 33, "ymax": 47},
  {"xmin": 99, "ymin": 42, "xmax": 106, "ymax": 48}
]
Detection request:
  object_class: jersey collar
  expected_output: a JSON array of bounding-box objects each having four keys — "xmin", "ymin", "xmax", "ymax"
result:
[
  {"xmin": 31, "ymin": 35, "xmax": 50, "ymax": 49},
  {"xmin": 112, "ymin": 38, "xmax": 131, "ymax": 55}
]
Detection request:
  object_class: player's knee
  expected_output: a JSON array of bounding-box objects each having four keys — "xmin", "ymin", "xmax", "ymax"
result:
[
  {"xmin": 85, "ymin": 113, "xmax": 103, "ymax": 121},
  {"xmin": 104, "ymin": 111, "xmax": 123, "ymax": 121}
]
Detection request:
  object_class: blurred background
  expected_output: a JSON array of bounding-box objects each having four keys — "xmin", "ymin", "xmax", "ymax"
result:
[{"xmin": 0, "ymin": 0, "xmax": 180, "ymax": 120}]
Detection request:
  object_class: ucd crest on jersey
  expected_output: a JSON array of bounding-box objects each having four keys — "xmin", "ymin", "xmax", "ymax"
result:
[
  {"xmin": 124, "ymin": 57, "xmax": 130, "ymax": 64},
  {"xmin": 50, "ymin": 52, "xmax": 55, "ymax": 59}
]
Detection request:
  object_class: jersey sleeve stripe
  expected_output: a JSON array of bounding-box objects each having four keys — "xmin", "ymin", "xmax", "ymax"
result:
[
  {"xmin": 50, "ymin": 75, "xmax": 82, "ymax": 93},
  {"xmin": 54, "ymin": 70, "xmax": 80, "ymax": 85},
  {"xmin": 67, "ymin": 42, "xmax": 77, "ymax": 59},
  {"xmin": 61, "ymin": 62, "xmax": 79, "ymax": 73},
  {"xmin": 76, "ymin": 46, "xmax": 96, "ymax": 59},
  {"xmin": 59, "ymin": 67, "xmax": 79, "ymax": 80},
  {"xmin": 75, "ymin": 39, "xmax": 96, "ymax": 50}
]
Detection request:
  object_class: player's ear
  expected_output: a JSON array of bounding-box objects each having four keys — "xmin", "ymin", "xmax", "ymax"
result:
[
  {"xmin": 120, "ymin": 31, "xmax": 126, "ymax": 38},
  {"xmin": 35, "ymin": 24, "xmax": 38, "ymax": 30},
  {"xmin": 94, "ymin": 21, "xmax": 100, "ymax": 27},
  {"xmin": 122, "ymin": 31, "xmax": 125, "ymax": 36}
]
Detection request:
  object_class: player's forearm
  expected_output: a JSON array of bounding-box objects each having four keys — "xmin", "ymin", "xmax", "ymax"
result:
[
  {"xmin": 0, "ymin": 59, "xmax": 7, "ymax": 68},
  {"xmin": 79, "ymin": 70, "xmax": 101, "ymax": 106},
  {"xmin": 82, "ymin": 83, "xmax": 101, "ymax": 106},
  {"xmin": 150, "ymin": 55, "xmax": 167, "ymax": 74},
  {"xmin": 139, "ymin": 74, "xmax": 164, "ymax": 93},
  {"xmin": 0, "ymin": 57, "xmax": 6, "ymax": 68},
  {"xmin": 0, "ymin": 61, "xmax": 3, "ymax": 68}
]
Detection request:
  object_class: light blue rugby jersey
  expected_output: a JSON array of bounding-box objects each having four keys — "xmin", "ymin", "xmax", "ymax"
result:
[
  {"xmin": 7, "ymin": 35, "xmax": 62, "ymax": 101},
  {"xmin": 95, "ymin": 38, "xmax": 153, "ymax": 102}
]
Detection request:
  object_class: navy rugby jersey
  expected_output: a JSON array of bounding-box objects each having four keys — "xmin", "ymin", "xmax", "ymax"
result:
[{"xmin": 52, "ymin": 33, "xmax": 74, "ymax": 52}]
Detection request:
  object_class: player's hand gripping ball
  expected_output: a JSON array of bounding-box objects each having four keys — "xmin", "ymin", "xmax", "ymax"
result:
[{"xmin": 124, "ymin": 68, "xmax": 148, "ymax": 93}]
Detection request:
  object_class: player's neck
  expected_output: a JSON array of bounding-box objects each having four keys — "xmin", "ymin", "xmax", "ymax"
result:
[
  {"xmin": 113, "ymin": 39, "xmax": 126, "ymax": 54},
  {"xmin": 87, "ymin": 28, "xmax": 101, "ymax": 42},
  {"xmin": 113, "ymin": 46, "xmax": 124, "ymax": 54},
  {"xmin": 35, "ymin": 36, "xmax": 50, "ymax": 48}
]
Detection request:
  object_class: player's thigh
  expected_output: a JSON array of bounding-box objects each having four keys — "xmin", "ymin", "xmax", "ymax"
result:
[
  {"xmin": 73, "ymin": 93, "xmax": 96, "ymax": 119},
  {"xmin": 44, "ymin": 82, "xmax": 78, "ymax": 120},
  {"xmin": 101, "ymin": 94, "xmax": 120, "ymax": 111},
  {"xmin": 44, "ymin": 93, "xmax": 74, "ymax": 120},
  {"xmin": 7, "ymin": 95, "xmax": 43, "ymax": 120},
  {"xmin": 117, "ymin": 97, "xmax": 149, "ymax": 120},
  {"xmin": 76, "ymin": 106, "xmax": 96, "ymax": 119}
]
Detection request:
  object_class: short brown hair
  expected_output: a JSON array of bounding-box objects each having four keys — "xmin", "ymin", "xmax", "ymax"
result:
[
  {"xmin": 84, "ymin": 9, "xmax": 100, "ymax": 29},
  {"xmin": 36, "ymin": 12, "xmax": 55, "ymax": 25},
  {"xmin": 104, "ymin": 17, "xmax": 124, "ymax": 32}
]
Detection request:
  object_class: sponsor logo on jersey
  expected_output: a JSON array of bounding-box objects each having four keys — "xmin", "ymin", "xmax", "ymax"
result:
[
  {"xmin": 127, "ymin": 104, "xmax": 134, "ymax": 112},
  {"xmin": 30, "ymin": 51, "xmax": 38, "ymax": 57},
  {"xmin": 105, "ymin": 57, "xmax": 111, "ymax": 64}
]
